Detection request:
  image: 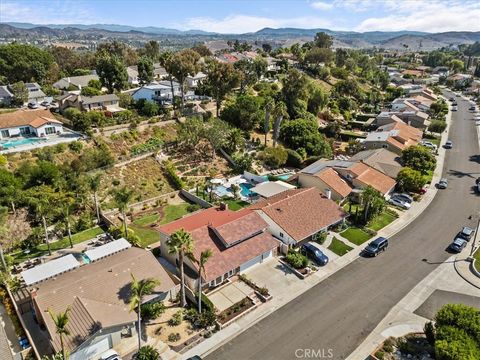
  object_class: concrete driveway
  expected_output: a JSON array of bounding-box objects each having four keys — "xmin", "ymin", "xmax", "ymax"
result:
[{"xmin": 208, "ymin": 281, "xmax": 253, "ymax": 312}]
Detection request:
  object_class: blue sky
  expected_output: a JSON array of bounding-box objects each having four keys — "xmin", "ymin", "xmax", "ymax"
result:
[{"xmin": 1, "ymin": 0, "xmax": 480, "ymax": 33}]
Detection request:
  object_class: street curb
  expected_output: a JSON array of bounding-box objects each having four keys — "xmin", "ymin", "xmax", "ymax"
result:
[{"xmin": 453, "ymin": 258, "xmax": 480, "ymax": 290}]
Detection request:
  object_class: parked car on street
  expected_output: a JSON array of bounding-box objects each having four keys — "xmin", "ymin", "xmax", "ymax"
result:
[
  {"xmin": 437, "ymin": 178, "xmax": 448, "ymax": 189},
  {"xmin": 301, "ymin": 243, "xmax": 329, "ymax": 265},
  {"xmin": 452, "ymin": 106, "xmax": 458, "ymax": 111},
  {"xmin": 469, "ymin": 105, "xmax": 477, "ymax": 111},
  {"xmin": 40, "ymin": 100, "xmax": 50, "ymax": 107},
  {"xmin": 458, "ymin": 226, "xmax": 475, "ymax": 241},
  {"xmin": 448, "ymin": 238, "xmax": 467, "ymax": 253},
  {"xmin": 444, "ymin": 140, "xmax": 453, "ymax": 149},
  {"xmin": 388, "ymin": 196, "xmax": 411, "ymax": 210},
  {"xmin": 363, "ymin": 237, "xmax": 389, "ymax": 257},
  {"xmin": 27, "ymin": 102, "xmax": 38, "ymax": 109}
]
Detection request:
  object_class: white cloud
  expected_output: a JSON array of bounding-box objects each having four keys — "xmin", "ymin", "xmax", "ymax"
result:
[
  {"xmin": 311, "ymin": 1, "xmax": 334, "ymax": 10},
  {"xmin": 356, "ymin": 0, "xmax": 480, "ymax": 32},
  {"xmin": 182, "ymin": 14, "xmax": 333, "ymax": 34},
  {"xmin": 0, "ymin": 1, "xmax": 104, "ymax": 25}
]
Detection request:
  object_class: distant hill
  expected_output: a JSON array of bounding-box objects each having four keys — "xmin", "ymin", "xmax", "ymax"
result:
[{"xmin": 1, "ymin": 22, "xmax": 479, "ymax": 50}]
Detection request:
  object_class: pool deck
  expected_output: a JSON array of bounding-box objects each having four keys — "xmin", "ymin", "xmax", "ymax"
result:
[{"xmin": 0, "ymin": 131, "xmax": 84, "ymax": 154}]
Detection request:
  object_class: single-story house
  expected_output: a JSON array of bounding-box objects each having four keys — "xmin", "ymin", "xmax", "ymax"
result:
[
  {"xmin": 0, "ymin": 109, "xmax": 63, "ymax": 139},
  {"xmin": 447, "ymin": 73, "xmax": 473, "ymax": 88},
  {"xmin": 20, "ymin": 245, "xmax": 176, "ymax": 360},
  {"xmin": 349, "ymin": 149, "xmax": 403, "ymax": 179},
  {"xmin": 157, "ymin": 207, "xmax": 279, "ymax": 288},
  {"xmin": 364, "ymin": 120, "xmax": 422, "ymax": 155},
  {"xmin": 250, "ymin": 180, "xmax": 296, "ymax": 199},
  {"xmin": 53, "ymin": 74, "xmax": 99, "ymax": 91},
  {"xmin": 376, "ymin": 109, "xmax": 430, "ymax": 130},
  {"xmin": 186, "ymin": 72, "xmax": 207, "ymax": 89},
  {"xmin": 250, "ymin": 188, "xmax": 348, "ymax": 246},
  {"xmin": 296, "ymin": 159, "xmax": 396, "ymax": 200},
  {"xmin": 0, "ymin": 86, "xmax": 14, "ymax": 105},
  {"xmin": 59, "ymin": 93, "xmax": 122, "ymax": 113},
  {"xmin": 132, "ymin": 81, "xmax": 182, "ymax": 104},
  {"xmin": 391, "ymin": 97, "xmax": 432, "ymax": 113}
]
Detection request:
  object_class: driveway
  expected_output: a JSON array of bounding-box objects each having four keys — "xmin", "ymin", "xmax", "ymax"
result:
[
  {"xmin": 208, "ymin": 281, "xmax": 253, "ymax": 312},
  {"xmin": 207, "ymin": 91, "xmax": 480, "ymax": 360}
]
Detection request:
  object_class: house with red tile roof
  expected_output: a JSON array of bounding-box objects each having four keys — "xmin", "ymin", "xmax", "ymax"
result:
[
  {"xmin": 157, "ymin": 207, "xmax": 278, "ymax": 288},
  {"xmin": 250, "ymin": 188, "xmax": 348, "ymax": 246},
  {"xmin": 364, "ymin": 120, "xmax": 422, "ymax": 155},
  {"xmin": 0, "ymin": 109, "xmax": 63, "ymax": 140}
]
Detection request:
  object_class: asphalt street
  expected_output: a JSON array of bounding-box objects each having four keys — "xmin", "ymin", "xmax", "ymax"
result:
[{"xmin": 206, "ymin": 91, "xmax": 480, "ymax": 360}]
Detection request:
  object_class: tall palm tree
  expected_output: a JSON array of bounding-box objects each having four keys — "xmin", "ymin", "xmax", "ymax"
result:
[
  {"xmin": 272, "ymin": 102, "xmax": 288, "ymax": 147},
  {"xmin": 129, "ymin": 273, "xmax": 159, "ymax": 352},
  {"xmin": 195, "ymin": 249, "xmax": 213, "ymax": 314},
  {"xmin": 112, "ymin": 186, "xmax": 134, "ymax": 238},
  {"xmin": 48, "ymin": 307, "xmax": 71, "ymax": 360},
  {"xmin": 167, "ymin": 229, "xmax": 194, "ymax": 307},
  {"xmin": 59, "ymin": 194, "xmax": 76, "ymax": 249},
  {"xmin": 87, "ymin": 174, "xmax": 102, "ymax": 224},
  {"xmin": 30, "ymin": 193, "xmax": 52, "ymax": 256},
  {"xmin": 264, "ymin": 99, "xmax": 274, "ymax": 146}
]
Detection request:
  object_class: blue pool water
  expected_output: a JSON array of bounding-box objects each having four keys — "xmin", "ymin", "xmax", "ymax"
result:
[
  {"xmin": 276, "ymin": 174, "xmax": 293, "ymax": 181},
  {"xmin": 239, "ymin": 183, "xmax": 254, "ymax": 197},
  {"xmin": 0, "ymin": 137, "xmax": 46, "ymax": 149},
  {"xmin": 214, "ymin": 185, "xmax": 231, "ymax": 198}
]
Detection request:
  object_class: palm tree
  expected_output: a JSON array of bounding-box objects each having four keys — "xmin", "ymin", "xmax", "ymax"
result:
[
  {"xmin": 167, "ymin": 229, "xmax": 194, "ymax": 307},
  {"xmin": 264, "ymin": 99, "xmax": 274, "ymax": 146},
  {"xmin": 159, "ymin": 51, "xmax": 176, "ymax": 109},
  {"xmin": 112, "ymin": 186, "xmax": 133, "ymax": 238},
  {"xmin": 30, "ymin": 194, "xmax": 52, "ymax": 256},
  {"xmin": 129, "ymin": 273, "xmax": 159, "ymax": 352},
  {"xmin": 48, "ymin": 307, "xmax": 71, "ymax": 360},
  {"xmin": 59, "ymin": 194, "xmax": 75, "ymax": 249},
  {"xmin": 195, "ymin": 249, "xmax": 213, "ymax": 314},
  {"xmin": 272, "ymin": 102, "xmax": 288, "ymax": 147},
  {"xmin": 87, "ymin": 174, "xmax": 102, "ymax": 224}
]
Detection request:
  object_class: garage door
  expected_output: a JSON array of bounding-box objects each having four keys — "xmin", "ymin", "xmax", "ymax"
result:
[
  {"xmin": 70, "ymin": 336, "xmax": 110, "ymax": 360},
  {"xmin": 240, "ymin": 250, "xmax": 272, "ymax": 272}
]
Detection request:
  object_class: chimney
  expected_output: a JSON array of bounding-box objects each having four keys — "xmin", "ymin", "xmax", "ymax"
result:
[
  {"xmin": 67, "ymin": 77, "xmax": 71, "ymax": 84},
  {"xmin": 325, "ymin": 189, "xmax": 332, "ymax": 200}
]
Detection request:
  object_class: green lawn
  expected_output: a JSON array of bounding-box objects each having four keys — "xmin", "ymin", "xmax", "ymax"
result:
[
  {"xmin": 328, "ymin": 237, "xmax": 354, "ymax": 256},
  {"xmin": 12, "ymin": 226, "xmax": 104, "ymax": 264},
  {"xmin": 340, "ymin": 227, "xmax": 373, "ymax": 245},
  {"xmin": 133, "ymin": 213, "xmax": 161, "ymax": 226},
  {"xmin": 474, "ymin": 247, "xmax": 480, "ymax": 273},
  {"xmin": 224, "ymin": 199, "xmax": 249, "ymax": 211},
  {"xmin": 159, "ymin": 204, "xmax": 192, "ymax": 224},
  {"xmin": 130, "ymin": 225, "xmax": 159, "ymax": 248},
  {"xmin": 368, "ymin": 211, "xmax": 398, "ymax": 232}
]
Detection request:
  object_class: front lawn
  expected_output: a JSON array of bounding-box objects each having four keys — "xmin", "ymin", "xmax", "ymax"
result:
[
  {"xmin": 328, "ymin": 237, "xmax": 353, "ymax": 256},
  {"xmin": 340, "ymin": 227, "xmax": 372, "ymax": 245},
  {"xmin": 368, "ymin": 211, "xmax": 398, "ymax": 232},
  {"xmin": 474, "ymin": 247, "xmax": 480, "ymax": 273},
  {"xmin": 130, "ymin": 225, "xmax": 159, "ymax": 248},
  {"xmin": 224, "ymin": 199, "xmax": 249, "ymax": 211},
  {"xmin": 12, "ymin": 226, "xmax": 104, "ymax": 264}
]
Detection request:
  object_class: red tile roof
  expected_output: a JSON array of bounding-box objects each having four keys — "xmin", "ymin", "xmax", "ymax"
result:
[
  {"xmin": 316, "ymin": 168, "xmax": 353, "ymax": 198},
  {"xmin": 212, "ymin": 211, "xmax": 267, "ymax": 245},
  {"xmin": 250, "ymin": 188, "xmax": 347, "ymax": 242},
  {"xmin": 349, "ymin": 163, "xmax": 396, "ymax": 194}
]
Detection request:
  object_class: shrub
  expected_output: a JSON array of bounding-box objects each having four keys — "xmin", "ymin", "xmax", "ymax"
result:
[
  {"xmin": 286, "ymin": 250, "xmax": 308, "ymax": 269},
  {"xmin": 286, "ymin": 149, "xmax": 303, "ymax": 168},
  {"xmin": 428, "ymin": 120, "xmax": 447, "ymax": 133},
  {"xmin": 130, "ymin": 137, "xmax": 163, "ymax": 156},
  {"xmin": 163, "ymin": 160, "xmax": 184, "ymax": 190},
  {"xmin": 261, "ymin": 146, "xmax": 288, "ymax": 167},
  {"xmin": 168, "ymin": 310, "xmax": 183, "ymax": 326},
  {"xmin": 141, "ymin": 301, "xmax": 165, "ymax": 320},
  {"xmin": 151, "ymin": 247, "xmax": 161, "ymax": 257},
  {"xmin": 135, "ymin": 345, "xmax": 159, "ymax": 360},
  {"xmin": 374, "ymin": 350, "xmax": 384, "ymax": 360},
  {"xmin": 424, "ymin": 321, "xmax": 436, "ymax": 346},
  {"xmin": 167, "ymin": 333, "xmax": 181, "ymax": 342},
  {"xmin": 68, "ymin": 141, "xmax": 83, "ymax": 153}
]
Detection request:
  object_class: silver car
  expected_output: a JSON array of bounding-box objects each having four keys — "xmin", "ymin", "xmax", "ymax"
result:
[{"xmin": 437, "ymin": 178, "xmax": 448, "ymax": 189}]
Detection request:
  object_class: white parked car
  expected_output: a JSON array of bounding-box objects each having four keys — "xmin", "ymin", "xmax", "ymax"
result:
[
  {"xmin": 452, "ymin": 105, "xmax": 458, "ymax": 111},
  {"xmin": 99, "ymin": 350, "xmax": 122, "ymax": 360},
  {"xmin": 389, "ymin": 196, "xmax": 411, "ymax": 210},
  {"xmin": 420, "ymin": 141, "xmax": 437, "ymax": 152}
]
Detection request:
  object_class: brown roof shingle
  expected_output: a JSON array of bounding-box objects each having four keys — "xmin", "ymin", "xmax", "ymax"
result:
[
  {"xmin": 0, "ymin": 109, "xmax": 61, "ymax": 129},
  {"xmin": 350, "ymin": 163, "xmax": 396, "ymax": 194},
  {"xmin": 316, "ymin": 168, "xmax": 353, "ymax": 197},
  {"xmin": 250, "ymin": 188, "xmax": 347, "ymax": 242}
]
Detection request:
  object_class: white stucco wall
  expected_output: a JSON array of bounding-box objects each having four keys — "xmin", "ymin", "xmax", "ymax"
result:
[{"xmin": 254, "ymin": 209, "xmax": 296, "ymax": 246}]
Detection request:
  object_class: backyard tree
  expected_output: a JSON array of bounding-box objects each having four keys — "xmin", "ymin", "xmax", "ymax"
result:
[
  {"xmin": 9, "ymin": 82, "xmax": 28, "ymax": 106},
  {"xmin": 206, "ymin": 59, "xmax": 242, "ymax": 117},
  {"xmin": 361, "ymin": 186, "xmax": 386, "ymax": 223},
  {"xmin": 428, "ymin": 120, "xmax": 447, "ymax": 134},
  {"xmin": 96, "ymin": 52, "xmax": 128, "ymax": 93},
  {"xmin": 158, "ymin": 51, "xmax": 177, "ymax": 110},
  {"xmin": 0, "ymin": 168, "xmax": 22, "ymax": 214},
  {"xmin": 143, "ymin": 40, "xmax": 160, "ymax": 61},
  {"xmin": 48, "ymin": 306, "xmax": 71, "ymax": 360},
  {"xmin": 57, "ymin": 193, "xmax": 76, "ymax": 249},
  {"xmin": 279, "ymin": 118, "xmax": 332, "ymax": 157},
  {"xmin": 203, "ymin": 118, "xmax": 230, "ymax": 158},
  {"xmin": 167, "ymin": 229, "xmax": 194, "ymax": 307},
  {"xmin": 194, "ymin": 248, "xmax": 213, "ymax": 313},
  {"xmin": 281, "ymin": 68, "xmax": 310, "ymax": 118},
  {"xmin": 129, "ymin": 274, "xmax": 159, "ymax": 352},
  {"xmin": 87, "ymin": 173, "xmax": 102, "ymax": 223},
  {"xmin": 314, "ymin": 32, "xmax": 333, "ymax": 49},
  {"xmin": 264, "ymin": 98, "xmax": 274, "ymax": 145},
  {"xmin": 262, "ymin": 146, "xmax": 288, "ymax": 168},
  {"xmin": 137, "ymin": 56, "xmax": 154, "ymax": 85},
  {"xmin": 112, "ymin": 186, "xmax": 134, "ymax": 238},
  {"xmin": 135, "ymin": 345, "xmax": 160, "ymax": 360},
  {"xmin": 396, "ymin": 167, "xmax": 427, "ymax": 192},
  {"xmin": 402, "ymin": 145, "xmax": 436, "ymax": 175},
  {"xmin": 169, "ymin": 49, "xmax": 201, "ymax": 112},
  {"xmin": 221, "ymin": 94, "xmax": 263, "ymax": 131},
  {"xmin": 177, "ymin": 116, "xmax": 204, "ymax": 149},
  {"xmin": 272, "ymin": 101, "xmax": 288, "ymax": 147},
  {"xmin": 304, "ymin": 47, "xmax": 334, "ymax": 66}
]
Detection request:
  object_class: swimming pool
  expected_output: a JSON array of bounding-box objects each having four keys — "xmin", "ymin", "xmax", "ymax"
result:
[
  {"xmin": 239, "ymin": 183, "xmax": 254, "ymax": 197},
  {"xmin": 276, "ymin": 174, "xmax": 293, "ymax": 181},
  {"xmin": 0, "ymin": 137, "xmax": 47, "ymax": 149}
]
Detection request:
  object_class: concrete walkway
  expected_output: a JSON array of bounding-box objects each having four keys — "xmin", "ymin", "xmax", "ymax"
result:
[{"xmin": 181, "ymin": 97, "xmax": 453, "ymax": 360}]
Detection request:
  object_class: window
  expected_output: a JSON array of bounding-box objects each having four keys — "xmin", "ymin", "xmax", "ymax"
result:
[
  {"xmin": 1, "ymin": 130, "xmax": 10, "ymax": 138},
  {"xmin": 45, "ymin": 127, "xmax": 56, "ymax": 135},
  {"xmin": 20, "ymin": 127, "xmax": 30, "ymax": 135},
  {"xmin": 279, "ymin": 232, "xmax": 284, "ymax": 238}
]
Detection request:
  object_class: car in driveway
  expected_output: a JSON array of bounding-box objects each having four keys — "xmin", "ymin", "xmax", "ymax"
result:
[
  {"xmin": 363, "ymin": 237, "xmax": 389, "ymax": 257},
  {"xmin": 444, "ymin": 140, "xmax": 453, "ymax": 149},
  {"xmin": 388, "ymin": 196, "xmax": 411, "ymax": 209},
  {"xmin": 448, "ymin": 237, "xmax": 467, "ymax": 253},
  {"xmin": 391, "ymin": 193, "xmax": 413, "ymax": 203},
  {"xmin": 421, "ymin": 141, "xmax": 437, "ymax": 152},
  {"xmin": 458, "ymin": 226, "xmax": 475, "ymax": 241},
  {"xmin": 452, "ymin": 105, "xmax": 458, "ymax": 111},
  {"xmin": 301, "ymin": 243, "xmax": 329, "ymax": 265},
  {"xmin": 469, "ymin": 105, "xmax": 477, "ymax": 111},
  {"xmin": 99, "ymin": 350, "xmax": 122, "ymax": 360},
  {"xmin": 437, "ymin": 178, "xmax": 448, "ymax": 189},
  {"xmin": 27, "ymin": 102, "xmax": 38, "ymax": 109}
]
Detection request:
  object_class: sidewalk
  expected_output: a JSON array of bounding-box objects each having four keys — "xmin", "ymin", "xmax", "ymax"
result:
[{"xmin": 181, "ymin": 107, "xmax": 452, "ymax": 359}]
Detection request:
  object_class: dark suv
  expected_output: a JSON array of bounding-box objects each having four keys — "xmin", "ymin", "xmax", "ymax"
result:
[
  {"xmin": 364, "ymin": 237, "xmax": 389, "ymax": 257},
  {"xmin": 300, "ymin": 243, "xmax": 329, "ymax": 265}
]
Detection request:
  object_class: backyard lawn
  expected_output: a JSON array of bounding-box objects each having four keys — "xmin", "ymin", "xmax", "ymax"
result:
[
  {"xmin": 159, "ymin": 204, "xmax": 192, "ymax": 224},
  {"xmin": 224, "ymin": 199, "xmax": 249, "ymax": 211},
  {"xmin": 133, "ymin": 213, "xmax": 160, "ymax": 226},
  {"xmin": 130, "ymin": 225, "xmax": 159, "ymax": 248},
  {"xmin": 12, "ymin": 226, "xmax": 104, "ymax": 264},
  {"xmin": 340, "ymin": 227, "xmax": 373, "ymax": 246},
  {"xmin": 328, "ymin": 237, "xmax": 353, "ymax": 256},
  {"xmin": 368, "ymin": 211, "xmax": 398, "ymax": 232}
]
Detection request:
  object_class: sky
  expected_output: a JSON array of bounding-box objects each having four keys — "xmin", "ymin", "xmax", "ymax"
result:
[{"xmin": 1, "ymin": 0, "xmax": 480, "ymax": 34}]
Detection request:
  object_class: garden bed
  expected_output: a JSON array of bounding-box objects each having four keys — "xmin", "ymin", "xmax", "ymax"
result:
[
  {"xmin": 217, "ymin": 297, "xmax": 255, "ymax": 325},
  {"xmin": 278, "ymin": 257, "xmax": 312, "ymax": 279},
  {"xmin": 371, "ymin": 333, "xmax": 433, "ymax": 360},
  {"xmin": 238, "ymin": 274, "xmax": 272, "ymax": 301}
]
